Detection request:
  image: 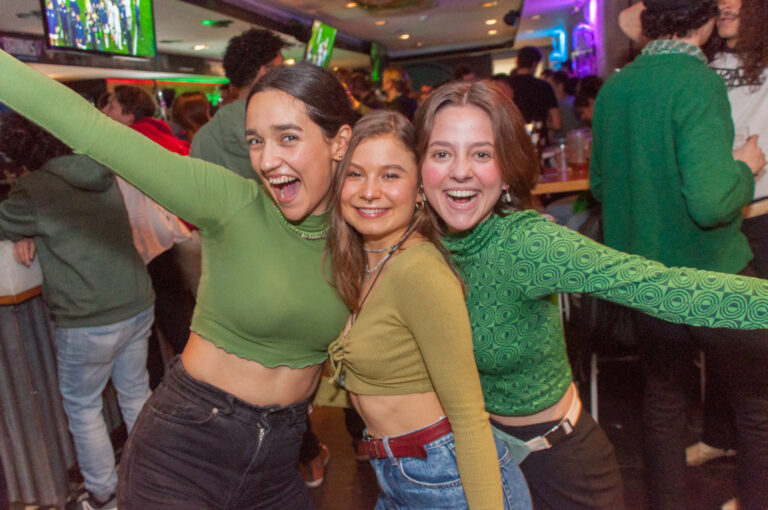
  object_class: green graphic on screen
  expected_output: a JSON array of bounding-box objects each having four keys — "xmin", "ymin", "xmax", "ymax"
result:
[{"xmin": 305, "ymin": 20, "xmax": 337, "ymax": 68}]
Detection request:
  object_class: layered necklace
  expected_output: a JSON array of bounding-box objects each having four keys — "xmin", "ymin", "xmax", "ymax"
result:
[
  {"xmin": 271, "ymin": 202, "xmax": 328, "ymax": 240},
  {"xmin": 363, "ymin": 224, "xmax": 416, "ymax": 279}
]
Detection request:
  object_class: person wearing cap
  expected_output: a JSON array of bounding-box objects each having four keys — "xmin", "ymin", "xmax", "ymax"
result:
[{"xmin": 591, "ymin": 1, "xmax": 767, "ymax": 509}]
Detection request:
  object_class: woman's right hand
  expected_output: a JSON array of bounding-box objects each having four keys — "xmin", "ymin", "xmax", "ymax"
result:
[{"xmin": 734, "ymin": 135, "xmax": 767, "ymax": 176}]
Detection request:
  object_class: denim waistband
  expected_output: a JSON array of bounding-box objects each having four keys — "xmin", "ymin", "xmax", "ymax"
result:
[{"xmin": 165, "ymin": 356, "xmax": 309, "ymax": 425}]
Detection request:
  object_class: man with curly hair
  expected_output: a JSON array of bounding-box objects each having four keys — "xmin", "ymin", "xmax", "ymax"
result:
[
  {"xmin": 593, "ymin": 1, "xmax": 766, "ymax": 509},
  {"xmin": 190, "ymin": 28, "xmax": 286, "ymax": 180}
]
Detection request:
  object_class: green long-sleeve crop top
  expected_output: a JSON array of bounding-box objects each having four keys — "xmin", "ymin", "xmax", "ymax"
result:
[
  {"xmin": 0, "ymin": 50, "xmax": 349, "ymax": 367},
  {"xmin": 444, "ymin": 212, "xmax": 768, "ymax": 416},
  {"xmin": 328, "ymin": 243, "xmax": 504, "ymax": 509}
]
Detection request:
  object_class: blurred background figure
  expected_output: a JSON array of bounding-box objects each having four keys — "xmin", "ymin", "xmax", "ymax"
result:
[
  {"xmin": 171, "ymin": 91, "xmax": 211, "ymax": 143},
  {"xmin": 453, "ymin": 63, "xmax": 477, "ymax": 82},
  {"xmin": 381, "ymin": 65, "xmax": 418, "ymax": 120}
]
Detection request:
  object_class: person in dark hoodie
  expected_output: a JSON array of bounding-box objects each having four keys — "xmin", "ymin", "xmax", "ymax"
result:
[{"xmin": 0, "ymin": 113, "xmax": 154, "ymax": 510}]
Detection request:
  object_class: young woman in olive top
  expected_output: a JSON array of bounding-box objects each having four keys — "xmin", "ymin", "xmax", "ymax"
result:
[
  {"xmin": 0, "ymin": 51, "xmax": 353, "ymax": 508},
  {"xmin": 324, "ymin": 111, "xmax": 531, "ymax": 509},
  {"xmin": 414, "ymin": 80, "xmax": 768, "ymax": 510}
]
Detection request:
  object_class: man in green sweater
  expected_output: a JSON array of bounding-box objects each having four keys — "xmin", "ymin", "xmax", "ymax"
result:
[
  {"xmin": 591, "ymin": 1, "xmax": 766, "ymax": 509},
  {"xmin": 0, "ymin": 114, "xmax": 154, "ymax": 510}
]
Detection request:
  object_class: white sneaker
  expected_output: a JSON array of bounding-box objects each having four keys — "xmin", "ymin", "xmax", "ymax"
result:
[
  {"xmin": 721, "ymin": 497, "xmax": 738, "ymax": 510},
  {"xmin": 686, "ymin": 441, "xmax": 736, "ymax": 466}
]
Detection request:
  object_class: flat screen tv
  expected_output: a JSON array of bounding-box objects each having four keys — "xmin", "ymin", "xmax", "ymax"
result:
[
  {"xmin": 40, "ymin": 0, "xmax": 157, "ymax": 58},
  {"xmin": 304, "ymin": 20, "xmax": 337, "ymax": 68}
]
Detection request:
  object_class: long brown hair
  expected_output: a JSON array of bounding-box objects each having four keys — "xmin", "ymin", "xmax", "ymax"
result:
[
  {"xmin": 325, "ymin": 110, "xmax": 460, "ymax": 312},
  {"xmin": 703, "ymin": 0, "xmax": 768, "ymax": 88},
  {"xmin": 414, "ymin": 80, "xmax": 539, "ymax": 220}
]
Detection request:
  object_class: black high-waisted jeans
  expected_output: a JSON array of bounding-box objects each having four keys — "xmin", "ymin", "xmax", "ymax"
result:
[{"xmin": 118, "ymin": 357, "xmax": 314, "ymax": 510}]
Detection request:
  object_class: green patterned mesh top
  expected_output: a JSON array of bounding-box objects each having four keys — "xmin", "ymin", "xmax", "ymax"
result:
[{"xmin": 444, "ymin": 211, "xmax": 768, "ymax": 416}]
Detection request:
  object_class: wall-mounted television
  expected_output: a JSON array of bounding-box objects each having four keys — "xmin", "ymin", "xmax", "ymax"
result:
[
  {"xmin": 40, "ymin": 0, "xmax": 157, "ymax": 58},
  {"xmin": 304, "ymin": 20, "xmax": 337, "ymax": 68}
]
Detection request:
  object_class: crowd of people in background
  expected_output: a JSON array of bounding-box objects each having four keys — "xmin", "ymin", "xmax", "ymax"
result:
[{"xmin": 0, "ymin": 0, "xmax": 767, "ymax": 509}]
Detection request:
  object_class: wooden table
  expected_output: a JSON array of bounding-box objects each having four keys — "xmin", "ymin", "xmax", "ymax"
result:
[
  {"xmin": 0, "ymin": 285, "xmax": 42, "ymax": 305},
  {"xmin": 533, "ymin": 167, "xmax": 590, "ymax": 195}
]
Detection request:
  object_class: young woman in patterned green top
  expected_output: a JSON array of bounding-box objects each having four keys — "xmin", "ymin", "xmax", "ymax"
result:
[{"xmin": 414, "ymin": 79, "xmax": 768, "ymax": 510}]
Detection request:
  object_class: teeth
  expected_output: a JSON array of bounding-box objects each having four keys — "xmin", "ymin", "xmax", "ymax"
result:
[
  {"xmin": 268, "ymin": 176, "xmax": 298, "ymax": 185},
  {"xmin": 446, "ymin": 190, "xmax": 478, "ymax": 198},
  {"xmin": 359, "ymin": 208, "xmax": 386, "ymax": 214}
]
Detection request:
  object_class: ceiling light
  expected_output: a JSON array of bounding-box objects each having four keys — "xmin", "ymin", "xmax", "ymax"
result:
[
  {"xmin": 285, "ymin": 58, "xmax": 296, "ymax": 65},
  {"xmin": 345, "ymin": 2, "xmax": 358, "ymax": 7},
  {"xmin": 488, "ymin": 29, "xmax": 498, "ymax": 35},
  {"xmin": 485, "ymin": 19, "xmax": 497, "ymax": 25},
  {"xmin": 417, "ymin": 41, "xmax": 424, "ymax": 47},
  {"xmin": 193, "ymin": 44, "xmax": 210, "ymax": 51},
  {"xmin": 532, "ymin": 15, "xmax": 541, "ymax": 20},
  {"xmin": 481, "ymin": 1, "xmax": 498, "ymax": 6},
  {"xmin": 399, "ymin": 34, "xmax": 410, "ymax": 40},
  {"xmin": 374, "ymin": 20, "xmax": 387, "ymax": 25}
]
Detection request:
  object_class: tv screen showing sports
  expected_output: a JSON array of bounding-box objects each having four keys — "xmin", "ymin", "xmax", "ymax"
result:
[
  {"xmin": 304, "ymin": 20, "xmax": 337, "ymax": 68},
  {"xmin": 41, "ymin": 0, "xmax": 157, "ymax": 58}
]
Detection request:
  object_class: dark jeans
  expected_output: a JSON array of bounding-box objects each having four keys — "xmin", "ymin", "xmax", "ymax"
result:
[
  {"xmin": 492, "ymin": 409, "xmax": 625, "ymax": 510},
  {"xmin": 634, "ymin": 277, "xmax": 768, "ymax": 510},
  {"xmin": 118, "ymin": 357, "xmax": 314, "ymax": 510}
]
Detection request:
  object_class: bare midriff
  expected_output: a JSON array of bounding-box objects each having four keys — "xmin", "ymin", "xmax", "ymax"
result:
[
  {"xmin": 490, "ymin": 383, "xmax": 577, "ymax": 427},
  {"xmin": 351, "ymin": 391, "xmax": 447, "ymax": 438},
  {"xmin": 180, "ymin": 332, "xmax": 323, "ymax": 407}
]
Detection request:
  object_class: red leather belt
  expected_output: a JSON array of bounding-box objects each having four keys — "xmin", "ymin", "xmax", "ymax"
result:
[{"xmin": 363, "ymin": 418, "xmax": 452, "ymax": 460}]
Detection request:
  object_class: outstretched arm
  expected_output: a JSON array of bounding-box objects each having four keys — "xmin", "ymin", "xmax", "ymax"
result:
[{"xmin": 0, "ymin": 50, "xmax": 258, "ymax": 232}]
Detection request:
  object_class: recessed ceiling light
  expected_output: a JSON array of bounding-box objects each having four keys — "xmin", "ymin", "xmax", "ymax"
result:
[
  {"xmin": 374, "ymin": 20, "xmax": 387, "ymax": 25},
  {"xmin": 399, "ymin": 34, "xmax": 410, "ymax": 40},
  {"xmin": 193, "ymin": 44, "xmax": 210, "ymax": 51},
  {"xmin": 481, "ymin": 1, "xmax": 498, "ymax": 7},
  {"xmin": 485, "ymin": 19, "xmax": 497, "ymax": 25},
  {"xmin": 532, "ymin": 15, "xmax": 541, "ymax": 20},
  {"xmin": 488, "ymin": 29, "xmax": 498, "ymax": 35},
  {"xmin": 345, "ymin": 2, "xmax": 358, "ymax": 7},
  {"xmin": 417, "ymin": 41, "xmax": 424, "ymax": 47},
  {"xmin": 285, "ymin": 58, "xmax": 296, "ymax": 65}
]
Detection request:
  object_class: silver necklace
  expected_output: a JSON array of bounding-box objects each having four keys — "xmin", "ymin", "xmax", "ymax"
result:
[{"xmin": 363, "ymin": 224, "xmax": 417, "ymax": 279}]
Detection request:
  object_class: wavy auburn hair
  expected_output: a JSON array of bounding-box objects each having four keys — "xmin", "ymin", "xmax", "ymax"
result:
[
  {"xmin": 414, "ymin": 80, "xmax": 539, "ymax": 225},
  {"xmin": 325, "ymin": 110, "xmax": 459, "ymax": 312},
  {"xmin": 704, "ymin": 0, "xmax": 768, "ymax": 88}
]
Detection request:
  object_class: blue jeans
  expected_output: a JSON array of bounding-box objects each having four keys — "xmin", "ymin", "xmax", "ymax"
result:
[
  {"xmin": 118, "ymin": 357, "xmax": 314, "ymax": 510},
  {"xmin": 370, "ymin": 428, "xmax": 532, "ymax": 509},
  {"xmin": 55, "ymin": 306, "xmax": 153, "ymax": 498}
]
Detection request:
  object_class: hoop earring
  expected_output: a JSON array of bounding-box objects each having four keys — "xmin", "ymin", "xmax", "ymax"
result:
[{"xmin": 415, "ymin": 200, "xmax": 425, "ymax": 210}]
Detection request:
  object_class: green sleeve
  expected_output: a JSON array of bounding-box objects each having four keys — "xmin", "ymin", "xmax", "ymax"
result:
[
  {"xmin": 674, "ymin": 75, "xmax": 754, "ymax": 227},
  {"xmin": 0, "ymin": 50, "xmax": 258, "ymax": 232},
  {"xmin": 394, "ymin": 257, "xmax": 505, "ymax": 510},
  {"xmin": 0, "ymin": 185, "xmax": 37, "ymax": 241},
  {"xmin": 512, "ymin": 214, "xmax": 768, "ymax": 329}
]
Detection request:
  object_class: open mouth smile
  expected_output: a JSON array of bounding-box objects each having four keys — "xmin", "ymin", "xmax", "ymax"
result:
[
  {"xmin": 267, "ymin": 175, "xmax": 301, "ymax": 202},
  {"xmin": 445, "ymin": 189, "xmax": 479, "ymax": 207}
]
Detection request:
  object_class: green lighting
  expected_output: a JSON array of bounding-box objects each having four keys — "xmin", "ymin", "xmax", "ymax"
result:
[
  {"xmin": 157, "ymin": 77, "xmax": 230, "ymax": 84},
  {"xmin": 201, "ymin": 20, "xmax": 217, "ymax": 26}
]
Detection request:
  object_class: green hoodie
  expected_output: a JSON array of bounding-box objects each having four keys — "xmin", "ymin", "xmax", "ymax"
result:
[
  {"xmin": 0, "ymin": 155, "xmax": 154, "ymax": 327},
  {"xmin": 190, "ymin": 100, "xmax": 260, "ymax": 181}
]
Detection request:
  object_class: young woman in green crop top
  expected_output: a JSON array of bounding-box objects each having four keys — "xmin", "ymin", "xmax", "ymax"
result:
[
  {"xmin": 0, "ymin": 51, "xmax": 354, "ymax": 508},
  {"xmin": 324, "ymin": 110, "xmax": 531, "ymax": 509},
  {"xmin": 414, "ymin": 80, "xmax": 768, "ymax": 510}
]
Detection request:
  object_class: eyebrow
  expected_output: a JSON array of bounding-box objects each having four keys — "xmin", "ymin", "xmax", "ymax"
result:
[
  {"xmin": 244, "ymin": 123, "xmax": 303, "ymax": 137},
  {"xmin": 428, "ymin": 140, "xmax": 494, "ymax": 149},
  {"xmin": 349, "ymin": 162, "xmax": 406, "ymax": 172}
]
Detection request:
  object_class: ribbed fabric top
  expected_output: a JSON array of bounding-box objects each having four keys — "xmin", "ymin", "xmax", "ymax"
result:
[
  {"xmin": 0, "ymin": 50, "xmax": 349, "ymax": 367},
  {"xmin": 328, "ymin": 243, "xmax": 504, "ymax": 509},
  {"xmin": 445, "ymin": 212, "xmax": 768, "ymax": 416}
]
